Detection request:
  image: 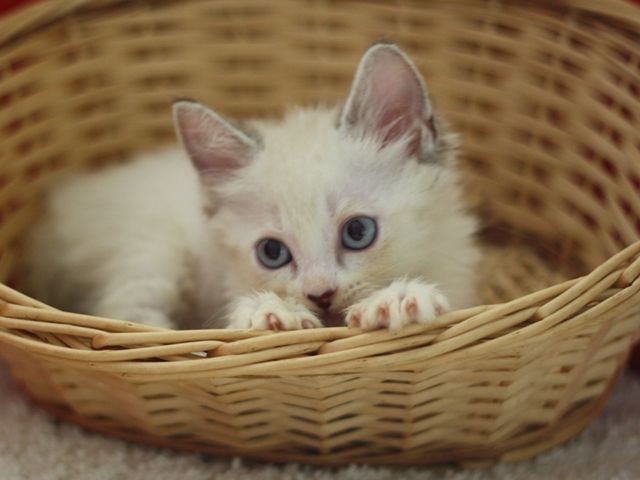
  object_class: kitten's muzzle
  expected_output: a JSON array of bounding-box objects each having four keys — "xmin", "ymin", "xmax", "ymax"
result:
[{"xmin": 307, "ymin": 290, "xmax": 336, "ymax": 310}]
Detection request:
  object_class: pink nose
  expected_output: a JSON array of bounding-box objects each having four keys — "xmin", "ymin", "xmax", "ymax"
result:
[{"xmin": 307, "ymin": 290, "xmax": 336, "ymax": 310}]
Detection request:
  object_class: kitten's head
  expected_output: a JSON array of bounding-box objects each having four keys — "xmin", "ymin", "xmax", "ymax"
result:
[{"xmin": 174, "ymin": 43, "xmax": 474, "ymax": 325}]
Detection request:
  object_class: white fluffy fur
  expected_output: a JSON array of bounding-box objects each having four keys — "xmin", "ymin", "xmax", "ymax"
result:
[
  {"xmin": 24, "ymin": 44, "xmax": 481, "ymax": 331},
  {"xmin": 25, "ymin": 152, "xmax": 204, "ymax": 329}
]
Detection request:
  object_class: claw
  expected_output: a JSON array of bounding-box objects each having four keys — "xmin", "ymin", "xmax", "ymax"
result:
[
  {"xmin": 267, "ymin": 314, "xmax": 284, "ymax": 331},
  {"xmin": 405, "ymin": 297, "xmax": 418, "ymax": 318},
  {"xmin": 302, "ymin": 319, "xmax": 316, "ymax": 329},
  {"xmin": 377, "ymin": 303, "xmax": 390, "ymax": 321},
  {"xmin": 348, "ymin": 310, "xmax": 362, "ymax": 328}
]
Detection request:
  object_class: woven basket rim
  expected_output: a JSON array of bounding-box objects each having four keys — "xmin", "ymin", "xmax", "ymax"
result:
[{"xmin": 3, "ymin": 0, "xmax": 640, "ymax": 48}]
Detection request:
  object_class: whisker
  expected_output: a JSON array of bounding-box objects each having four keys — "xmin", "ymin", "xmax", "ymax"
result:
[{"xmin": 203, "ymin": 305, "xmax": 228, "ymax": 328}]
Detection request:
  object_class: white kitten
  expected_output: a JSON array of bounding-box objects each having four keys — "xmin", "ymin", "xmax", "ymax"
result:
[{"xmin": 24, "ymin": 43, "xmax": 481, "ymax": 331}]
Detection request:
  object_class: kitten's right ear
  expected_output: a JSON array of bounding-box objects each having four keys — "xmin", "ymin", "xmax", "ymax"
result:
[{"xmin": 173, "ymin": 100, "xmax": 258, "ymax": 185}]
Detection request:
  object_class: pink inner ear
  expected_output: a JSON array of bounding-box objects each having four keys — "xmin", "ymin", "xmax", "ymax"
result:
[
  {"xmin": 174, "ymin": 101, "xmax": 255, "ymax": 179},
  {"xmin": 342, "ymin": 44, "xmax": 434, "ymax": 154},
  {"xmin": 368, "ymin": 61, "xmax": 425, "ymax": 145},
  {"xmin": 378, "ymin": 107, "xmax": 415, "ymax": 146}
]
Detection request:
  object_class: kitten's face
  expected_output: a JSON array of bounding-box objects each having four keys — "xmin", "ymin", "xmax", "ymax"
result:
[
  {"xmin": 174, "ymin": 43, "xmax": 473, "ymax": 325},
  {"xmin": 208, "ymin": 109, "xmax": 442, "ymax": 325}
]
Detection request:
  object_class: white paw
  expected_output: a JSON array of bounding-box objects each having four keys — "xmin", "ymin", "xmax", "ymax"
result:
[
  {"xmin": 345, "ymin": 280, "xmax": 449, "ymax": 331},
  {"xmin": 226, "ymin": 292, "xmax": 323, "ymax": 331}
]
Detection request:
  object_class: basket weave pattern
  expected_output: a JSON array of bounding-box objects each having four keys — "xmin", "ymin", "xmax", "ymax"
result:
[{"xmin": 1, "ymin": 0, "xmax": 640, "ymax": 467}]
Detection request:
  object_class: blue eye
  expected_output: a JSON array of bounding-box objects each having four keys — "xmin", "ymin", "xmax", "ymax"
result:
[
  {"xmin": 257, "ymin": 239, "xmax": 292, "ymax": 269},
  {"xmin": 342, "ymin": 216, "xmax": 377, "ymax": 250}
]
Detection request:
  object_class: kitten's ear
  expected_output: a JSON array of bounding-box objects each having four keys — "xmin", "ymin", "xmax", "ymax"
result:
[
  {"xmin": 339, "ymin": 43, "xmax": 438, "ymax": 162},
  {"xmin": 173, "ymin": 100, "xmax": 258, "ymax": 184}
]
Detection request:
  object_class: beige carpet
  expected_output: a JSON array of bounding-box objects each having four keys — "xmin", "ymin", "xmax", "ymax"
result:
[{"xmin": 1, "ymin": 359, "xmax": 639, "ymax": 480}]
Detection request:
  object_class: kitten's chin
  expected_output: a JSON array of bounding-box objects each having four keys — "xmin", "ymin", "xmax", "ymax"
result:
[{"xmin": 321, "ymin": 311, "xmax": 345, "ymax": 328}]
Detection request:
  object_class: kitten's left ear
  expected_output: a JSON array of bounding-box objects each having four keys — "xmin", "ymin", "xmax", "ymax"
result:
[{"xmin": 339, "ymin": 43, "xmax": 438, "ymax": 162}]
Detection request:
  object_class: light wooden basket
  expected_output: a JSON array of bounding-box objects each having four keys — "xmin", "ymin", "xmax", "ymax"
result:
[{"xmin": 1, "ymin": 0, "xmax": 640, "ymax": 468}]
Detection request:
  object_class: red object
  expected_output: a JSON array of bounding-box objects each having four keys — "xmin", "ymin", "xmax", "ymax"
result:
[
  {"xmin": 630, "ymin": 344, "xmax": 640, "ymax": 371},
  {"xmin": 1, "ymin": 0, "xmax": 640, "ymax": 16},
  {"xmin": 0, "ymin": 0, "xmax": 39, "ymax": 16}
]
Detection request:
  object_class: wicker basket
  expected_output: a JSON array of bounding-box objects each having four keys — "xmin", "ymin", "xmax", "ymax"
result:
[{"xmin": 1, "ymin": 0, "xmax": 640, "ymax": 468}]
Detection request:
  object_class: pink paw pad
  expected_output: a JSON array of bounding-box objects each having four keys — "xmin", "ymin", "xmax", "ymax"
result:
[
  {"xmin": 377, "ymin": 303, "xmax": 390, "ymax": 324},
  {"xmin": 267, "ymin": 314, "xmax": 285, "ymax": 331},
  {"xmin": 404, "ymin": 297, "xmax": 418, "ymax": 317},
  {"xmin": 347, "ymin": 310, "xmax": 362, "ymax": 328}
]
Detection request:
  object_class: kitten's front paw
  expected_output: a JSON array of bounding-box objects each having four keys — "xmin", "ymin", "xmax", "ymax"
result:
[
  {"xmin": 227, "ymin": 292, "xmax": 323, "ymax": 331},
  {"xmin": 346, "ymin": 279, "xmax": 449, "ymax": 331}
]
